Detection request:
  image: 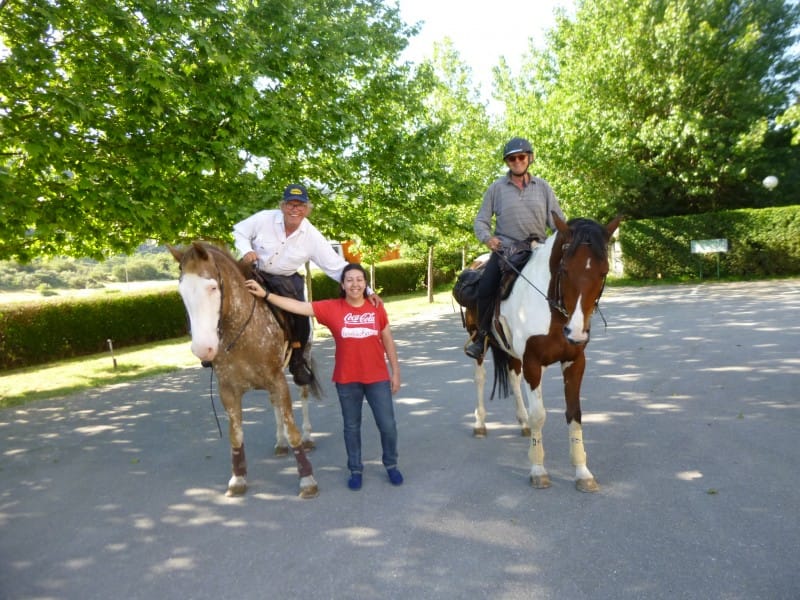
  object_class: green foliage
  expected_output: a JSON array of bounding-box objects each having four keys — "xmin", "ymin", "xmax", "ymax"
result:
[
  {"xmin": 0, "ymin": 291, "xmax": 187, "ymax": 369},
  {"xmin": 620, "ymin": 205, "xmax": 800, "ymax": 279},
  {"xmin": 1, "ymin": 254, "xmax": 464, "ymax": 369},
  {"xmin": 0, "ymin": 0, "xmax": 430, "ymax": 261},
  {"xmin": 310, "ymin": 257, "xmax": 460, "ymax": 300},
  {"xmin": 500, "ymin": 0, "xmax": 800, "ymax": 221}
]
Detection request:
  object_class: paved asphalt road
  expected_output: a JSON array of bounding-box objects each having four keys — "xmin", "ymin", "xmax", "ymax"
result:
[{"xmin": 1, "ymin": 280, "xmax": 798, "ymax": 600}]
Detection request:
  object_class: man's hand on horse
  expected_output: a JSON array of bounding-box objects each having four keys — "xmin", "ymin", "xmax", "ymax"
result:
[{"xmin": 487, "ymin": 237, "xmax": 503, "ymax": 252}]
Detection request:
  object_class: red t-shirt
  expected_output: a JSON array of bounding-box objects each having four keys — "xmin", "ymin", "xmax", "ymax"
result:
[{"xmin": 311, "ymin": 298, "xmax": 390, "ymax": 384}]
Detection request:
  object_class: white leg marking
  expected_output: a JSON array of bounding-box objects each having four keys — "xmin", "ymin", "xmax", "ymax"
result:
[
  {"xmin": 509, "ymin": 369, "xmax": 529, "ymax": 428},
  {"xmin": 273, "ymin": 405, "xmax": 288, "ymax": 449},
  {"xmin": 473, "ymin": 362, "xmax": 487, "ymax": 433},
  {"xmin": 299, "ymin": 386, "xmax": 312, "ymax": 444}
]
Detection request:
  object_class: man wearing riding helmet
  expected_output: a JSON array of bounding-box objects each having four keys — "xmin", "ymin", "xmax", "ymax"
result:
[{"xmin": 464, "ymin": 136, "xmax": 566, "ymax": 360}]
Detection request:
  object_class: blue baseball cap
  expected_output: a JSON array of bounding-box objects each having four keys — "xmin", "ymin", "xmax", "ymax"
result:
[{"xmin": 282, "ymin": 183, "xmax": 309, "ymax": 202}]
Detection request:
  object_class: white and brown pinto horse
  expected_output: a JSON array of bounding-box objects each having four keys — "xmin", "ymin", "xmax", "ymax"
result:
[
  {"xmin": 169, "ymin": 241, "xmax": 318, "ymax": 498},
  {"xmin": 465, "ymin": 214, "xmax": 621, "ymax": 492}
]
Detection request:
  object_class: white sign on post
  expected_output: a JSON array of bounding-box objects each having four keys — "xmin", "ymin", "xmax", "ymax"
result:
[{"xmin": 690, "ymin": 239, "xmax": 729, "ymax": 254}]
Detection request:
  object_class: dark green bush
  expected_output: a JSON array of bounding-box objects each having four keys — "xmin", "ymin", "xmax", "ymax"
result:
[
  {"xmin": 0, "ymin": 251, "xmax": 463, "ymax": 370},
  {"xmin": 309, "ymin": 257, "xmax": 459, "ymax": 299},
  {"xmin": 620, "ymin": 205, "xmax": 800, "ymax": 279},
  {"xmin": 0, "ymin": 291, "xmax": 187, "ymax": 370}
]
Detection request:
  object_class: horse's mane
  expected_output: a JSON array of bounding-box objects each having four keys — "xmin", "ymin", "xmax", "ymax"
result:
[
  {"xmin": 192, "ymin": 241, "xmax": 250, "ymax": 281},
  {"xmin": 564, "ymin": 218, "xmax": 609, "ymax": 260}
]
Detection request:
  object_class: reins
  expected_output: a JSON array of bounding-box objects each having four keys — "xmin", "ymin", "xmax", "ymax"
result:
[
  {"xmin": 493, "ymin": 247, "xmax": 570, "ymax": 318},
  {"xmin": 494, "ymin": 237, "xmax": 609, "ymax": 328}
]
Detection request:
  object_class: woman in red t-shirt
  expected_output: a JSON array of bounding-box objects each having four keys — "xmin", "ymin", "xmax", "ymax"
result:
[{"xmin": 245, "ymin": 263, "xmax": 402, "ymax": 491}]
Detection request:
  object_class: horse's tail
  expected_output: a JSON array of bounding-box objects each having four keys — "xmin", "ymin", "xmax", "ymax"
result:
[
  {"xmin": 489, "ymin": 344, "xmax": 511, "ymax": 400},
  {"xmin": 305, "ymin": 354, "xmax": 324, "ymax": 400}
]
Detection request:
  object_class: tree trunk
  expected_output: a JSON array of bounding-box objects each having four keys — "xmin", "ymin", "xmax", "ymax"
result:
[{"xmin": 427, "ymin": 245, "xmax": 434, "ymax": 303}]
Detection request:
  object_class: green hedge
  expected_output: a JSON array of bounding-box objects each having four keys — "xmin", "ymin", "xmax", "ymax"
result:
[
  {"xmin": 0, "ymin": 291, "xmax": 187, "ymax": 370},
  {"xmin": 309, "ymin": 257, "xmax": 458, "ymax": 299},
  {"xmin": 0, "ymin": 256, "xmax": 461, "ymax": 370},
  {"xmin": 620, "ymin": 205, "xmax": 800, "ymax": 279}
]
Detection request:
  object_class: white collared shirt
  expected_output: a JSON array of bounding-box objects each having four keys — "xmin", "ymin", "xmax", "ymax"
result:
[{"xmin": 232, "ymin": 209, "xmax": 347, "ymax": 281}]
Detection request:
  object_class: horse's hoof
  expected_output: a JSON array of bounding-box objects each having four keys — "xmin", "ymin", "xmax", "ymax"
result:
[
  {"xmin": 226, "ymin": 482, "xmax": 247, "ymax": 496},
  {"xmin": 302, "ymin": 439, "xmax": 316, "ymax": 451},
  {"xmin": 473, "ymin": 426, "xmax": 487, "ymax": 438},
  {"xmin": 530, "ymin": 474, "xmax": 551, "ymax": 489},
  {"xmin": 274, "ymin": 445, "xmax": 289, "ymax": 457},
  {"xmin": 576, "ymin": 478, "xmax": 599, "ymax": 493},
  {"xmin": 521, "ymin": 427, "xmax": 531, "ymax": 437},
  {"xmin": 299, "ymin": 484, "xmax": 319, "ymax": 499}
]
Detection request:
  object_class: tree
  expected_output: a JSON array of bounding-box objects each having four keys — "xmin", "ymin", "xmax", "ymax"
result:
[
  {"xmin": 405, "ymin": 40, "xmax": 502, "ymax": 299},
  {"xmin": 0, "ymin": 0, "xmax": 427, "ymax": 260},
  {"xmin": 498, "ymin": 0, "xmax": 800, "ymax": 220}
]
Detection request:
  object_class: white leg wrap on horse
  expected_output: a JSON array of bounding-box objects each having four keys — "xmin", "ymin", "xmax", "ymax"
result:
[
  {"xmin": 569, "ymin": 421, "xmax": 587, "ymax": 467},
  {"xmin": 527, "ymin": 390, "xmax": 546, "ymax": 465},
  {"xmin": 528, "ymin": 433, "xmax": 545, "ymax": 466}
]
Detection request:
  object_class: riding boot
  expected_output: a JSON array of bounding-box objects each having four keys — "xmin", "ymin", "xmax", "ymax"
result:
[
  {"xmin": 288, "ymin": 342, "xmax": 313, "ymax": 386},
  {"xmin": 465, "ymin": 330, "xmax": 488, "ymax": 360}
]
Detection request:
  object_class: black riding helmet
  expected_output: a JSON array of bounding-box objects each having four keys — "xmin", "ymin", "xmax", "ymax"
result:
[{"xmin": 503, "ymin": 137, "xmax": 533, "ymax": 158}]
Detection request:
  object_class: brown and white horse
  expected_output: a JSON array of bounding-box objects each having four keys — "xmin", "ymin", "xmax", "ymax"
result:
[
  {"xmin": 465, "ymin": 213, "xmax": 621, "ymax": 492},
  {"xmin": 169, "ymin": 241, "xmax": 319, "ymax": 498}
]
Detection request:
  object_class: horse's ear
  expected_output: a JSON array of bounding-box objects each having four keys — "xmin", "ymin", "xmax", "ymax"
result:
[
  {"xmin": 552, "ymin": 211, "xmax": 569, "ymax": 234},
  {"xmin": 167, "ymin": 244, "xmax": 183, "ymax": 263},
  {"xmin": 606, "ymin": 214, "xmax": 624, "ymax": 236},
  {"xmin": 191, "ymin": 241, "xmax": 210, "ymax": 260}
]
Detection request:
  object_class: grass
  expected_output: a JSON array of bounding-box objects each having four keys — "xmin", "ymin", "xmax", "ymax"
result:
[{"xmin": 0, "ymin": 288, "xmax": 459, "ymax": 409}]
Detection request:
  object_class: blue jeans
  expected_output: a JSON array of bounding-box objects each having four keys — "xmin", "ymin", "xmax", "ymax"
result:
[{"xmin": 335, "ymin": 381, "xmax": 398, "ymax": 474}]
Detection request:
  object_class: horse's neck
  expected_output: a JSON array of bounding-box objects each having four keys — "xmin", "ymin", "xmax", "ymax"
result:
[
  {"xmin": 520, "ymin": 235, "xmax": 556, "ymax": 287},
  {"xmin": 215, "ymin": 258, "xmax": 251, "ymax": 320}
]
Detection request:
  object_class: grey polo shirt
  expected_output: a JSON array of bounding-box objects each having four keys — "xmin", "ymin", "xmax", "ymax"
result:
[{"xmin": 473, "ymin": 173, "xmax": 565, "ymax": 247}]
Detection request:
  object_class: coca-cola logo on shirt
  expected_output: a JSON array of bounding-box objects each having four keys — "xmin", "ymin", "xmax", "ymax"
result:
[{"xmin": 344, "ymin": 312, "xmax": 376, "ymax": 325}]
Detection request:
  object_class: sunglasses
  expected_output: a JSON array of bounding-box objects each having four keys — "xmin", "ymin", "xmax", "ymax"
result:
[{"xmin": 506, "ymin": 154, "xmax": 529, "ymax": 163}]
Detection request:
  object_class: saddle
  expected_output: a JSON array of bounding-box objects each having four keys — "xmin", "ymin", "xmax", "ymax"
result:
[
  {"xmin": 453, "ymin": 264, "xmax": 484, "ymax": 309},
  {"xmin": 249, "ymin": 267, "xmax": 294, "ymax": 342},
  {"xmin": 497, "ymin": 237, "xmax": 537, "ymax": 300}
]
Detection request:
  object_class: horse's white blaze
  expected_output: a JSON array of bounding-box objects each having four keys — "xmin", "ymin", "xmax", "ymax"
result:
[
  {"xmin": 565, "ymin": 292, "xmax": 589, "ymax": 344},
  {"xmin": 179, "ymin": 273, "xmax": 221, "ymax": 361}
]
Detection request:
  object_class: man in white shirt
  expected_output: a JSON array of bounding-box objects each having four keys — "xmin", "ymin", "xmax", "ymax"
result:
[{"xmin": 233, "ymin": 183, "xmax": 381, "ymax": 384}]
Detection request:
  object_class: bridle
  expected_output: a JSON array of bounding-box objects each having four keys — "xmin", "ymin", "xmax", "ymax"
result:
[
  {"xmin": 179, "ymin": 249, "xmax": 257, "ymax": 355},
  {"xmin": 551, "ymin": 240, "xmax": 608, "ymax": 324},
  {"xmin": 494, "ymin": 234, "xmax": 608, "ymax": 324}
]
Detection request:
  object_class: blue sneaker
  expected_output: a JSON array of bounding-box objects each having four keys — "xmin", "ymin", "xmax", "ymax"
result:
[
  {"xmin": 387, "ymin": 467, "xmax": 404, "ymax": 486},
  {"xmin": 347, "ymin": 472, "xmax": 362, "ymax": 490}
]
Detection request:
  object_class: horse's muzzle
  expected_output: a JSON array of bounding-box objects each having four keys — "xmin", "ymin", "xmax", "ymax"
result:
[{"xmin": 563, "ymin": 326, "xmax": 590, "ymax": 345}]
